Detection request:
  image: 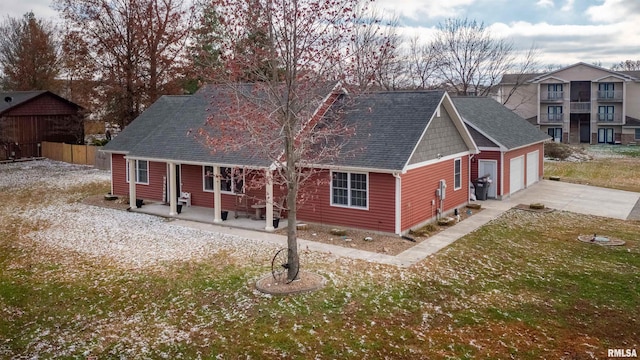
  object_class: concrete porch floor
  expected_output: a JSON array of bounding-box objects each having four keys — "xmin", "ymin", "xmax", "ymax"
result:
[{"xmin": 130, "ymin": 202, "xmax": 288, "ymax": 232}]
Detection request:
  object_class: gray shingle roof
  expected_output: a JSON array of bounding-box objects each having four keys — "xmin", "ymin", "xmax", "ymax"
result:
[
  {"xmin": 103, "ymin": 87, "xmax": 465, "ymax": 171},
  {"xmin": 466, "ymin": 126, "xmax": 498, "ymax": 148},
  {"xmin": 102, "ymin": 95, "xmax": 190, "ymax": 153},
  {"xmin": 452, "ymin": 97, "xmax": 550, "ymax": 150},
  {"xmin": 625, "ymin": 116, "xmax": 640, "ymax": 127},
  {"xmin": 103, "ymin": 85, "xmax": 277, "ymax": 167},
  {"xmin": 332, "ymin": 91, "xmax": 446, "ymax": 171}
]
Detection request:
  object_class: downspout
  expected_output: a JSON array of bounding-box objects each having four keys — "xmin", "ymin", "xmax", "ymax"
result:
[
  {"xmin": 468, "ymin": 154, "xmax": 474, "ymax": 202},
  {"xmin": 500, "ymin": 151, "xmax": 505, "ymax": 198},
  {"xmin": 393, "ymin": 172, "xmax": 402, "ymax": 235}
]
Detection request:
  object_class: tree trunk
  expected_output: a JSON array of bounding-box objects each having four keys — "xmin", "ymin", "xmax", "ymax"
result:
[{"xmin": 285, "ymin": 117, "xmax": 299, "ymax": 282}]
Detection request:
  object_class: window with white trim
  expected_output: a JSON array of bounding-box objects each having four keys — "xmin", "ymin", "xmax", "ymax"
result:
[
  {"xmin": 203, "ymin": 166, "xmax": 214, "ymax": 191},
  {"xmin": 331, "ymin": 171, "xmax": 368, "ymax": 209},
  {"xmin": 635, "ymin": 128, "xmax": 640, "ymax": 141},
  {"xmin": 221, "ymin": 167, "xmax": 244, "ymax": 194},
  {"xmin": 126, "ymin": 160, "xmax": 149, "ymax": 184},
  {"xmin": 454, "ymin": 158, "xmax": 462, "ymax": 190}
]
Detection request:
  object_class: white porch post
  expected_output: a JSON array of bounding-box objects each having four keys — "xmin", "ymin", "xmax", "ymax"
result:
[
  {"xmin": 128, "ymin": 158, "xmax": 137, "ymax": 208},
  {"xmin": 169, "ymin": 162, "xmax": 177, "ymax": 215},
  {"xmin": 213, "ymin": 165, "xmax": 222, "ymax": 223},
  {"xmin": 265, "ymin": 170, "xmax": 274, "ymax": 231}
]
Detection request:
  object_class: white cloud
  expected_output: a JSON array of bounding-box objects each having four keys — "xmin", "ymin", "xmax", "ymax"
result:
[
  {"xmin": 586, "ymin": 0, "xmax": 640, "ymax": 23},
  {"xmin": 536, "ymin": 0, "xmax": 554, "ymax": 8},
  {"xmin": 488, "ymin": 20, "xmax": 640, "ymax": 66},
  {"xmin": 374, "ymin": 0, "xmax": 477, "ymax": 20},
  {"xmin": 560, "ymin": 0, "xmax": 574, "ymax": 11}
]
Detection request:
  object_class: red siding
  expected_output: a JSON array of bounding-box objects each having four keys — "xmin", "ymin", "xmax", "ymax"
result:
[
  {"xmin": 111, "ymin": 154, "xmax": 127, "ymax": 196},
  {"xmin": 503, "ymin": 143, "xmax": 544, "ymax": 195},
  {"xmin": 110, "ymin": 154, "xmax": 164, "ymax": 201},
  {"xmin": 179, "ymin": 164, "xmax": 268, "ymax": 211},
  {"xmin": 297, "ymin": 170, "xmax": 396, "ymax": 233},
  {"xmin": 401, "ymin": 157, "xmax": 469, "ymax": 231},
  {"xmin": 473, "ymin": 151, "xmax": 502, "ymax": 196}
]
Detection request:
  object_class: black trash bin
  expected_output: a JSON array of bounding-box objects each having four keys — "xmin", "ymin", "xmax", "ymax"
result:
[{"xmin": 473, "ymin": 177, "xmax": 490, "ymax": 200}]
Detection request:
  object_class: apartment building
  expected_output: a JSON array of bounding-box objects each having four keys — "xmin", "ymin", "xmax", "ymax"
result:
[{"xmin": 495, "ymin": 62, "xmax": 640, "ymax": 144}]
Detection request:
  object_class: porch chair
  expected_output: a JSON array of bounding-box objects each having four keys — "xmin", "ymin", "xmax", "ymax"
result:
[{"xmin": 178, "ymin": 192, "xmax": 191, "ymax": 207}]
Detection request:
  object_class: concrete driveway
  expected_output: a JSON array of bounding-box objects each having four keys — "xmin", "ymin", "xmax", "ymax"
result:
[{"xmin": 490, "ymin": 180, "xmax": 640, "ymax": 220}]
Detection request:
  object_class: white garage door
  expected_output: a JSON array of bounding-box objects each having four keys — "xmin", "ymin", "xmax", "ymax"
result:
[
  {"xmin": 526, "ymin": 150, "xmax": 539, "ymax": 187},
  {"xmin": 510, "ymin": 156, "xmax": 524, "ymax": 195}
]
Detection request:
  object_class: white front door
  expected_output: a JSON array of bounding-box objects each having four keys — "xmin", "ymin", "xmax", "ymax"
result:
[{"xmin": 478, "ymin": 159, "xmax": 498, "ymax": 198}]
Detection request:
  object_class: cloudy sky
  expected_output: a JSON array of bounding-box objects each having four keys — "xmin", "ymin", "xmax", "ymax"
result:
[{"xmin": 2, "ymin": 0, "xmax": 639, "ymax": 68}]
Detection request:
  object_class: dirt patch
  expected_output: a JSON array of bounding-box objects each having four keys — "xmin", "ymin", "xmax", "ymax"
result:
[
  {"xmin": 255, "ymin": 271, "xmax": 326, "ymax": 295},
  {"xmin": 82, "ymin": 194, "xmax": 131, "ymax": 211},
  {"xmin": 283, "ymin": 206, "xmax": 483, "ymax": 256},
  {"xmin": 513, "ymin": 204, "xmax": 555, "ymax": 213}
]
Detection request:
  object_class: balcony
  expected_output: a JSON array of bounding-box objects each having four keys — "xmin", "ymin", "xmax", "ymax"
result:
[
  {"xmin": 540, "ymin": 91, "xmax": 564, "ymax": 102},
  {"xmin": 597, "ymin": 112, "xmax": 623, "ymax": 124},
  {"xmin": 540, "ymin": 113, "xmax": 564, "ymax": 124},
  {"xmin": 597, "ymin": 90, "xmax": 623, "ymax": 102},
  {"xmin": 570, "ymin": 102, "xmax": 591, "ymax": 113}
]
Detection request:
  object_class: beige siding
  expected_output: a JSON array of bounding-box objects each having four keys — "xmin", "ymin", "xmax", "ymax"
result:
[
  {"xmin": 408, "ymin": 105, "xmax": 468, "ymax": 165},
  {"xmin": 499, "ymin": 83, "xmax": 538, "ymax": 119},
  {"xmin": 549, "ymin": 64, "xmax": 613, "ymax": 81}
]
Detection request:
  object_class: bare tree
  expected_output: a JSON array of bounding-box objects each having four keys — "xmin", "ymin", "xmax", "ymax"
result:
[
  {"xmin": 406, "ymin": 36, "xmax": 438, "ymax": 89},
  {"xmin": 497, "ymin": 44, "xmax": 540, "ymax": 107},
  {"xmin": 431, "ymin": 17, "xmax": 515, "ymax": 96},
  {"xmin": 0, "ymin": 12, "xmax": 60, "ymax": 91},
  {"xmin": 59, "ymin": 30, "xmax": 99, "ymax": 112},
  {"xmin": 198, "ymin": 0, "xmax": 374, "ymax": 281},
  {"xmin": 611, "ymin": 60, "xmax": 640, "ymax": 71},
  {"xmin": 55, "ymin": 0, "xmax": 194, "ymax": 128},
  {"xmin": 341, "ymin": 6, "xmax": 403, "ymax": 90}
]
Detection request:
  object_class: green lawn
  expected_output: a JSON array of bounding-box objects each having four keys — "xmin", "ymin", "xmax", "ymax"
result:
[{"xmin": 1, "ymin": 168, "xmax": 639, "ymax": 359}]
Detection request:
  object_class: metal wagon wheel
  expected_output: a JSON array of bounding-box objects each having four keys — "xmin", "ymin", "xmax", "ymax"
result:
[{"xmin": 271, "ymin": 248, "xmax": 299, "ymax": 284}]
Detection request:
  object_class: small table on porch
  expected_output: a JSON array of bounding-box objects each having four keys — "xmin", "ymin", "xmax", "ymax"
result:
[{"xmin": 250, "ymin": 204, "xmax": 266, "ymax": 220}]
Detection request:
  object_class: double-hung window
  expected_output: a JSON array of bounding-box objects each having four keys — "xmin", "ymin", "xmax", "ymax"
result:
[
  {"xmin": 331, "ymin": 171, "xmax": 368, "ymax": 209},
  {"xmin": 598, "ymin": 106, "xmax": 614, "ymax": 122},
  {"xmin": 221, "ymin": 167, "xmax": 244, "ymax": 194},
  {"xmin": 599, "ymin": 83, "xmax": 614, "ymax": 99},
  {"xmin": 547, "ymin": 84, "xmax": 563, "ymax": 100},
  {"xmin": 547, "ymin": 106, "xmax": 562, "ymax": 122},
  {"xmin": 203, "ymin": 166, "xmax": 214, "ymax": 191},
  {"xmin": 454, "ymin": 158, "xmax": 462, "ymax": 190},
  {"xmin": 126, "ymin": 160, "xmax": 149, "ymax": 184}
]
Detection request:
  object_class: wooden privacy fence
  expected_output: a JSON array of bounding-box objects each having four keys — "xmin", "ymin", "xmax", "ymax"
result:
[{"xmin": 41, "ymin": 141, "xmax": 98, "ymax": 166}]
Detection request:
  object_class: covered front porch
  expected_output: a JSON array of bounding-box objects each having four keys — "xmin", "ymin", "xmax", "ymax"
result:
[
  {"xmin": 130, "ymin": 201, "xmax": 288, "ymax": 232},
  {"xmin": 126, "ymin": 158, "xmax": 281, "ymax": 232}
]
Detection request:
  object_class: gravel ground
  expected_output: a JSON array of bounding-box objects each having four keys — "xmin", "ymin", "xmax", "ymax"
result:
[{"xmin": 3, "ymin": 159, "xmax": 294, "ymax": 269}]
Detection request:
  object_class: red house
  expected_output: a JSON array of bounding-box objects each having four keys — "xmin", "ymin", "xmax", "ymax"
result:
[
  {"xmin": 0, "ymin": 91, "xmax": 84, "ymax": 160},
  {"xmin": 102, "ymin": 85, "xmax": 482, "ymax": 234}
]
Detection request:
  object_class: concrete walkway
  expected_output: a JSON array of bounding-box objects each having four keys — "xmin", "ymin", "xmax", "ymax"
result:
[{"xmin": 173, "ymin": 180, "xmax": 640, "ymax": 268}]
